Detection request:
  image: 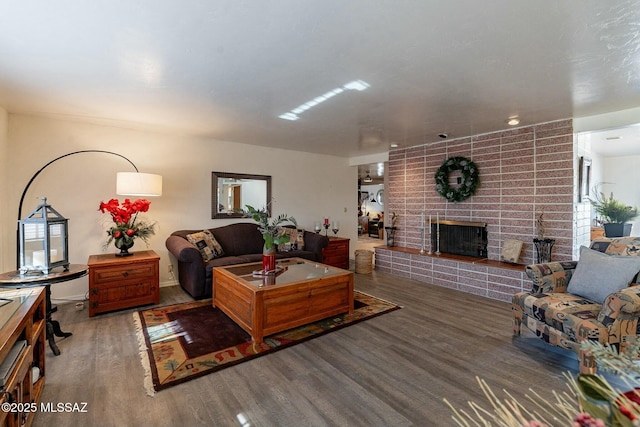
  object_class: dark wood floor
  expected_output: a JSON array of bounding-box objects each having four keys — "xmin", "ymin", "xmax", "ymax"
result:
[{"xmin": 35, "ymin": 269, "xmax": 578, "ymax": 427}]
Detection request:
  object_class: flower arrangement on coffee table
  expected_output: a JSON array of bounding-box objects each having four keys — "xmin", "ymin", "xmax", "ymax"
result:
[{"xmin": 98, "ymin": 198, "xmax": 156, "ymax": 256}]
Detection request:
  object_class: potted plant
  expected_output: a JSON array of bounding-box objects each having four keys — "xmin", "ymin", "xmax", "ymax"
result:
[
  {"xmin": 244, "ymin": 205, "xmax": 296, "ymax": 272},
  {"xmin": 589, "ymin": 186, "xmax": 639, "ymax": 237}
]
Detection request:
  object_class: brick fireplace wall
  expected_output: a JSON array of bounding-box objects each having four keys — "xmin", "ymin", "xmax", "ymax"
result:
[
  {"xmin": 376, "ymin": 119, "xmax": 575, "ymax": 302},
  {"xmin": 386, "ymin": 119, "xmax": 574, "ymax": 265}
]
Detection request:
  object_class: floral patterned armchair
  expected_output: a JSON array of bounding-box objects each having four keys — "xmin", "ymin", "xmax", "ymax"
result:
[{"xmin": 512, "ymin": 237, "xmax": 640, "ymax": 374}]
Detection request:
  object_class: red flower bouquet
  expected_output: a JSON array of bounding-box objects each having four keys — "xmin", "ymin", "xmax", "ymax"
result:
[{"xmin": 98, "ymin": 198, "xmax": 156, "ymax": 255}]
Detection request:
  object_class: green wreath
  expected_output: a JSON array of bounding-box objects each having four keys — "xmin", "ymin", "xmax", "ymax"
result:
[{"xmin": 435, "ymin": 156, "xmax": 480, "ymax": 203}]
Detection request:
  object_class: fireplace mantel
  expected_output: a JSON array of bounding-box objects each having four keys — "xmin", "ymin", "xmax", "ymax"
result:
[{"xmin": 437, "ymin": 219, "xmax": 486, "ymax": 228}]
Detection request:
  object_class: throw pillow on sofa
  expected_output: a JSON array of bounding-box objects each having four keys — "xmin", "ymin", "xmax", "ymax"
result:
[
  {"xmin": 295, "ymin": 228, "xmax": 305, "ymax": 250},
  {"xmin": 567, "ymin": 245, "xmax": 640, "ymax": 303},
  {"xmin": 186, "ymin": 230, "xmax": 224, "ymax": 261},
  {"xmin": 280, "ymin": 228, "xmax": 305, "ymax": 251}
]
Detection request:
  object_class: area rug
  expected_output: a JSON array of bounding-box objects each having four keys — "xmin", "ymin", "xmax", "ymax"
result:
[{"xmin": 134, "ymin": 291, "xmax": 400, "ymax": 395}]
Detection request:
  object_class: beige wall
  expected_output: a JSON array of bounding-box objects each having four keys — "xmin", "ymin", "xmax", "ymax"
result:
[{"xmin": 3, "ymin": 114, "xmax": 357, "ymax": 302}]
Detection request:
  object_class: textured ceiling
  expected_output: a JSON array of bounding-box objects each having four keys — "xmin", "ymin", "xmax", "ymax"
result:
[{"xmin": 1, "ymin": 1, "xmax": 639, "ymax": 157}]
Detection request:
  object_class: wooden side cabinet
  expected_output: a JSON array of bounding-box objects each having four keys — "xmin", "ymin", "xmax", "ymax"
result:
[
  {"xmin": 87, "ymin": 250, "xmax": 160, "ymax": 317},
  {"xmin": 0, "ymin": 287, "xmax": 46, "ymax": 427},
  {"xmin": 322, "ymin": 237, "xmax": 350, "ymax": 269},
  {"xmin": 591, "ymin": 226, "xmax": 605, "ymax": 241}
]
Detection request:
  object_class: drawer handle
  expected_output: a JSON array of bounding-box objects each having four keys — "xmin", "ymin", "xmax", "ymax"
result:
[{"xmin": 122, "ymin": 271, "xmax": 129, "ymax": 277}]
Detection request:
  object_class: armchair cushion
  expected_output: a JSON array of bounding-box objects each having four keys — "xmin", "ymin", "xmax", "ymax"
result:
[
  {"xmin": 514, "ymin": 291, "xmax": 604, "ymax": 341},
  {"xmin": 591, "ymin": 237, "xmax": 640, "ymax": 257},
  {"xmin": 567, "ymin": 246, "xmax": 640, "ymax": 304},
  {"xmin": 525, "ymin": 261, "xmax": 578, "ymax": 294},
  {"xmin": 598, "ymin": 285, "xmax": 640, "ymax": 324}
]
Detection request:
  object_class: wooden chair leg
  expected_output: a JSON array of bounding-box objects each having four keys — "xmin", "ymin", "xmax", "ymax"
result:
[{"xmin": 512, "ymin": 310, "xmax": 522, "ymax": 336}]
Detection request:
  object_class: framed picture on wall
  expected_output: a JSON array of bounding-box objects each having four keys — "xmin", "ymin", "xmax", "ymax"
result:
[{"xmin": 578, "ymin": 156, "xmax": 592, "ymax": 203}]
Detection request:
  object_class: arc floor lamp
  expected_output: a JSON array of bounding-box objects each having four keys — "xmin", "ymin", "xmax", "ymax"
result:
[{"xmin": 16, "ymin": 149, "xmax": 162, "ymax": 271}]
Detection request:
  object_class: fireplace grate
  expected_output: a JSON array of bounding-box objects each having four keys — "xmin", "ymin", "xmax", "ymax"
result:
[{"xmin": 430, "ymin": 220, "xmax": 487, "ymax": 258}]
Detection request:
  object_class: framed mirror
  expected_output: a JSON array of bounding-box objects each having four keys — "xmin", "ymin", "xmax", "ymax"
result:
[{"xmin": 211, "ymin": 172, "xmax": 271, "ymax": 219}]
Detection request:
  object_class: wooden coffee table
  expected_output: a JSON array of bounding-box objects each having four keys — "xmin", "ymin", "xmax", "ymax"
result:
[{"xmin": 213, "ymin": 258, "xmax": 354, "ymax": 344}]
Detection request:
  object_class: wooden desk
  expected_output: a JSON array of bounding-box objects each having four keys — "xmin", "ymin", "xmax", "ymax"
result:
[{"xmin": 0, "ymin": 287, "xmax": 46, "ymax": 427}]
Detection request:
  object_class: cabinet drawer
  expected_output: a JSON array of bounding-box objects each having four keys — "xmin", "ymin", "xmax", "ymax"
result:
[
  {"xmin": 322, "ymin": 250, "xmax": 339, "ymax": 258},
  {"xmin": 92, "ymin": 262, "xmax": 155, "ymax": 284},
  {"xmin": 323, "ymin": 248, "xmax": 347, "ymax": 258},
  {"xmin": 328, "ymin": 241, "xmax": 348, "ymax": 251},
  {"xmin": 323, "ymin": 253, "xmax": 345, "ymax": 263},
  {"xmin": 91, "ymin": 280, "xmax": 156, "ymax": 303},
  {"xmin": 324, "ymin": 246, "xmax": 347, "ymax": 256}
]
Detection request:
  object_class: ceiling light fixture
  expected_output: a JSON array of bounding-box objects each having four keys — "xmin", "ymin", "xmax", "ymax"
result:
[
  {"xmin": 279, "ymin": 80, "xmax": 370, "ymax": 121},
  {"xmin": 390, "ymin": 143, "xmax": 399, "ymax": 148},
  {"xmin": 363, "ymin": 171, "xmax": 373, "ymax": 183},
  {"xmin": 506, "ymin": 117, "xmax": 520, "ymax": 126}
]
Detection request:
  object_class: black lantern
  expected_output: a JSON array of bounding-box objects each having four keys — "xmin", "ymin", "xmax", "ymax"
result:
[{"xmin": 18, "ymin": 197, "xmax": 69, "ymax": 274}]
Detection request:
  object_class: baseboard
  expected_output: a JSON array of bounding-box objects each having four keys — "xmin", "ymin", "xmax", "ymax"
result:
[
  {"xmin": 51, "ymin": 294, "xmax": 87, "ymax": 304},
  {"xmin": 160, "ymin": 280, "xmax": 179, "ymax": 288}
]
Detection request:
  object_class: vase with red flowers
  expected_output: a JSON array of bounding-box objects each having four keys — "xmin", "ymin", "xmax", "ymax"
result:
[{"xmin": 98, "ymin": 198, "xmax": 156, "ymax": 256}]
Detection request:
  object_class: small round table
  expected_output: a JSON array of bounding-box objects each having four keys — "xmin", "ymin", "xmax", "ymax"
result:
[{"xmin": 0, "ymin": 264, "xmax": 88, "ymax": 356}]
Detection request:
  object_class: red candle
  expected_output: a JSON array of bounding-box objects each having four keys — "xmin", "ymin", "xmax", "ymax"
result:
[{"xmin": 324, "ymin": 217, "xmax": 329, "ymax": 225}]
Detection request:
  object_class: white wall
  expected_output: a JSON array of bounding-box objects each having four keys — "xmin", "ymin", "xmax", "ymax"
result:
[
  {"xmin": 0, "ymin": 107, "xmax": 8, "ymax": 273},
  {"xmin": 587, "ymin": 150, "xmax": 605, "ymax": 226},
  {"xmin": 602, "ymin": 155, "xmax": 640, "ymax": 235},
  {"xmin": 573, "ymin": 133, "xmax": 591, "ymax": 258},
  {"xmin": 360, "ymin": 184, "xmax": 384, "ymax": 218},
  {"xmin": 3, "ymin": 114, "xmax": 357, "ymax": 302}
]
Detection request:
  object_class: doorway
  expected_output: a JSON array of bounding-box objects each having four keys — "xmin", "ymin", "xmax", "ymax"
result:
[
  {"xmin": 357, "ymin": 163, "xmax": 386, "ymax": 254},
  {"xmin": 578, "ymin": 124, "xmax": 640, "ymax": 238}
]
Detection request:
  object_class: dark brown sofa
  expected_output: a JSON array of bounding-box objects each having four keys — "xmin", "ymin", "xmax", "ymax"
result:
[{"xmin": 166, "ymin": 223, "xmax": 329, "ymax": 299}]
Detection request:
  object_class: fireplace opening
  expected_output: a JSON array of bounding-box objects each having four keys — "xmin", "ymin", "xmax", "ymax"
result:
[{"xmin": 430, "ymin": 220, "xmax": 487, "ymax": 258}]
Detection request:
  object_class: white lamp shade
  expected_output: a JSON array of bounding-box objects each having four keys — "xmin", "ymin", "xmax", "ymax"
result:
[{"xmin": 116, "ymin": 172, "xmax": 162, "ymax": 197}]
